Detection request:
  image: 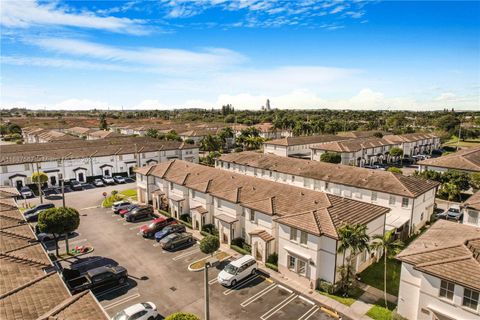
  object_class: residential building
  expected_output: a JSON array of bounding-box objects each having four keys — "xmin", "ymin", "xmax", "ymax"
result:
[
  {"xmin": 64, "ymin": 126, "xmax": 95, "ymax": 137},
  {"xmin": 337, "ymin": 130, "xmax": 389, "ymax": 139},
  {"xmin": 216, "ymin": 152, "xmax": 439, "ymax": 238},
  {"xmin": 310, "ymin": 137, "xmax": 397, "ymax": 166},
  {"xmin": 86, "ymin": 129, "xmax": 122, "ymax": 140},
  {"xmin": 0, "ymin": 136, "xmax": 199, "ymax": 188},
  {"xmin": 462, "ymin": 190, "xmax": 480, "ymax": 227},
  {"xmin": 233, "ymin": 123, "xmax": 291, "ymax": 140},
  {"xmin": 396, "ymin": 220, "xmax": 480, "ymax": 320},
  {"xmin": 418, "ymin": 146, "xmax": 480, "ymax": 173},
  {"xmin": 263, "ymin": 135, "xmax": 349, "ymax": 158},
  {"xmin": 22, "ymin": 127, "xmax": 80, "ymax": 143},
  {"xmin": 136, "ymin": 160, "xmax": 390, "ymax": 289},
  {"xmin": 383, "ymin": 133, "xmax": 441, "ymax": 157},
  {"xmin": 0, "ymin": 187, "xmax": 109, "ymax": 320}
]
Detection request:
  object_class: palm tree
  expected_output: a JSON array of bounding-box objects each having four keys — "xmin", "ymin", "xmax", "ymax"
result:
[
  {"xmin": 337, "ymin": 224, "xmax": 371, "ymax": 295},
  {"xmin": 370, "ymin": 230, "xmax": 404, "ymax": 308}
]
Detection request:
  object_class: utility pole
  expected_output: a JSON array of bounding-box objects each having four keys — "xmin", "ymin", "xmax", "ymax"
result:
[
  {"xmin": 61, "ymin": 153, "xmax": 71, "ymax": 208},
  {"xmin": 204, "ymin": 262, "xmax": 210, "ymax": 320},
  {"xmin": 35, "ymin": 157, "xmax": 43, "ymax": 204},
  {"xmin": 456, "ymin": 122, "xmax": 462, "ymax": 151}
]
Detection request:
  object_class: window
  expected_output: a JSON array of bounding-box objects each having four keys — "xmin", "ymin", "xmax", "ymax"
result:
[
  {"xmin": 250, "ymin": 210, "xmax": 255, "ymax": 222},
  {"xmin": 389, "ymin": 195, "xmax": 396, "ymax": 205},
  {"xmin": 191, "ymin": 190, "xmax": 196, "ymax": 198},
  {"xmin": 292, "ymin": 175, "xmax": 295, "ymax": 182},
  {"xmin": 420, "ymin": 212, "xmax": 424, "ymax": 220},
  {"xmin": 1, "ymin": 166, "xmax": 7, "ymax": 173},
  {"xmin": 468, "ymin": 210, "xmax": 479, "ymax": 225},
  {"xmin": 439, "ymin": 280, "xmax": 455, "ymax": 300},
  {"xmin": 463, "ymin": 288, "xmax": 479, "ymax": 310},
  {"xmin": 290, "ymin": 228, "xmax": 297, "ymax": 241},
  {"xmin": 288, "ymin": 255, "xmax": 296, "ymax": 270},
  {"xmin": 169, "ymin": 182, "xmax": 173, "ymax": 189},
  {"xmin": 24, "ymin": 164, "xmax": 30, "ymax": 170},
  {"xmin": 227, "ymin": 163, "xmax": 231, "ymax": 169},
  {"xmin": 57, "ymin": 160, "xmax": 62, "ymax": 166},
  {"xmin": 344, "ymin": 190, "xmax": 352, "ymax": 198},
  {"xmin": 371, "ymin": 191, "xmax": 377, "ymax": 201},
  {"xmin": 118, "ymin": 155, "xmax": 123, "ymax": 161},
  {"xmin": 217, "ymin": 199, "xmax": 222, "ymax": 208},
  {"xmin": 269, "ymin": 170, "xmax": 273, "ymax": 177},
  {"xmin": 297, "ymin": 259, "xmax": 306, "ymax": 275},
  {"xmin": 402, "ymin": 197, "xmax": 409, "ymax": 208},
  {"xmin": 300, "ymin": 231, "xmax": 308, "ymax": 245}
]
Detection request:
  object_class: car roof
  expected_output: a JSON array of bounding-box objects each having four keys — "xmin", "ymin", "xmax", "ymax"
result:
[
  {"xmin": 152, "ymin": 217, "xmax": 166, "ymax": 223},
  {"xmin": 230, "ymin": 255, "xmax": 255, "ymax": 267},
  {"xmin": 122, "ymin": 303, "xmax": 146, "ymax": 316}
]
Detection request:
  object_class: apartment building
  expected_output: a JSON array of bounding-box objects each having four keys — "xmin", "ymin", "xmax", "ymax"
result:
[
  {"xmin": 396, "ymin": 220, "xmax": 480, "ymax": 320},
  {"xmin": 0, "ymin": 187, "xmax": 109, "ymax": 320},
  {"xmin": 310, "ymin": 137, "xmax": 397, "ymax": 166},
  {"xmin": 383, "ymin": 133, "xmax": 441, "ymax": 157},
  {"xmin": 64, "ymin": 126, "xmax": 95, "ymax": 137},
  {"xmin": 263, "ymin": 135, "xmax": 348, "ymax": 158},
  {"xmin": 216, "ymin": 152, "xmax": 439, "ymax": 238},
  {"xmin": 418, "ymin": 146, "xmax": 480, "ymax": 173},
  {"xmin": 22, "ymin": 127, "xmax": 80, "ymax": 143},
  {"xmin": 0, "ymin": 137, "xmax": 199, "ymax": 189},
  {"xmin": 136, "ymin": 160, "xmax": 389, "ymax": 288},
  {"xmin": 233, "ymin": 123, "xmax": 290, "ymax": 140},
  {"xmin": 462, "ymin": 190, "xmax": 480, "ymax": 227}
]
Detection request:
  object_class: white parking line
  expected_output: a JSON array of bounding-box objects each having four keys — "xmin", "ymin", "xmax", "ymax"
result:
[
  {"xmin": 96, "ymin": 283, "xmax": 130, "ymax": 297},
  {"xmin": 240, "ymin": 283, "xmax": 277, "ymax": 307},
  {"xmin": 223, "ymin": 275, "xmax": 260, "ymax": 295},
  {"xmin": 71, "ymin": 256, "xmax": 103, "ymax": 268},
  {"xmin": 298, "ymin": 305, "xmax": 319, "ymax": 320},
  {"xmin": 80, "ymin": 206, "xmax": 99, "ymax": 211},
  {"xmin": 277, "ymin": 284, "xmax": 293, "ymax": 294},
  {"xmin": 299, "ymin": 296, "xmax": 315, "ymax": 305},
  {"xmin": 208, "ymin": 278, "xmax": 218, "ymax": 285},
  {"xmin": 116, "ymin": 218, "xmax": 124, "ymax": 221},
  {"xmin": 104, "ymin": 293, "xmax": 141, "ymax": 310},
  {"xmin": 260, "ymin": 293, "xmax": 297, "ymax": 320},
  {"xmin": 172, "ymin": 248, "xmax": 199, "ymax": 261}
]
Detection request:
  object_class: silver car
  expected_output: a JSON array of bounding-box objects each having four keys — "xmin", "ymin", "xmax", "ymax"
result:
[{"xmin": 112, "ymin": 200, "xmax": 131, "ymax": 213}]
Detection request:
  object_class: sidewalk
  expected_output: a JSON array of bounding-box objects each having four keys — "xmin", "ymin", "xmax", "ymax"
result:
[{"xmin": 358, "ymin": 282, "xmax": 398, "ymax": 304}]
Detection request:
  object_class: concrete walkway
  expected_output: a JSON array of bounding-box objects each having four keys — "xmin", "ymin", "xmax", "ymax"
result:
[{"xmin": 358, "ymin": 282, "xmax": 398, "ymax": 304}]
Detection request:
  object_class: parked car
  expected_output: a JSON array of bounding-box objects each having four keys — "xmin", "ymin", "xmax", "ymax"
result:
[
  {"xmin": 112, "ymin": 200, "xmax": 132, "ymax": 214},
  {"xmin": 25, "ymin": 209, "xmax": 46, "ymax": 222},
  {"xmin": 113, "ymin": 176, "xmax": 126, "ymax": 184},
  {"xmin": 140, "ymin": 216, "xmax": 177, "ymax": 238},
  {"xmin": 154, "ymin": 224, "xmax": 186, "ymax": 242},
  {"xmin": 36, "ymin": 230, "xmax": 73, "ymax": 242},
  {"xmin": 446, "ymin": 205, "xmax": 463, "ymax": 221},
  {"xmin": 217, "ymin": 255, "xmax": 257, "ymax": 287},
  {"xmin": 125, "ymin": 206, "xmax": 153, "ymax": 222},
  {"xmin": 70, "ymin": 180, "xmax": 83, "ymax": 191},
  {"xmin": 159, "ymin": 232, "xmax": 194, "ymax": 250},
  {"xmin": 19, "ymin": 186, "xmax": 34, "ymax": 198},
  {"xmin": 103, "ymin": 175, "xmax": 115, "ymax": 184},
  {"xmin": 118, "ymin": 204, "xmax": 139, "ymax": 217},
  {"xmin": 111, "ymin": 302, "xmax": 158, "ymax": 320},
  {"xmin": 63, "ymin": 265, "xmax": 128, "ymax": 294},
  {"xmin": 434, "ymin": 209, "xmax": 447, "ymax": 220},
  {"xmin": 23, "ymin": 203, "xmax": 55, "ymax": 216},
  {"xmin": 93, "ymin": 179, "xmax": 105, "ymax": 187}
]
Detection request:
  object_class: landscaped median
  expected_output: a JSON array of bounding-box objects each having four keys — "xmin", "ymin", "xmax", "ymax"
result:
[
  {"xmin": 366, "ymin": 300, "xmax": 397, "ymax": 320},
  {"xmin": 102, "ymin": 189, "xmax": 138, "ymax": 207},
  {"xmin": 317, "ymin": 286, "xmax": 364, "ymax": 307},
  {"xmin": 188, "ymin": 251, "xmax": 230, "ymax": 271}
]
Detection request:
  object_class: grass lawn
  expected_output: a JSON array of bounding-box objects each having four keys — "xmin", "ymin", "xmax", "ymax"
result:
[
  {"xmin": 366, "ymin": 300, "xmax": 397, "ymax": 320},
  {"xmin": 189, "ymin": 251, "xmax": 230, "ymax": 270},
  {"xmin": 443, "ymin": 137, "xmax": 480, "ymax": 149},
  {"xmin": 120, "ymin": 189, "xmax": 137, "ymax": 198},
  {"xmin": 317, "ymin": 286, "xmax": 364, "ymax": 306},
  {"xmin": 359, "ymin": 258, "xmax": 401, "ymax": 296},
  {"xmin": 102, "ymin": 189, "xmax": 137, "ymax": 207}
]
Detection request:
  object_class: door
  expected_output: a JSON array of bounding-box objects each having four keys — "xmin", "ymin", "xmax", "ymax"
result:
[
  {"xmin": 104, "ymin": 169, "xmax": 110, "ymax": 176},
  {"xmin": 50, "ymin": 176, "xmax": 57, "ymax": 186},
  {"xmin": 78, "ymin": 172, "xmax": 85, "ymax": 182},
  {"xmin": 129, "ymin": 166, "xmax": 135, "ymax": 176},
  {"xmin": 15, "ymin": 180, "xmax": 23, "ymax": 189}
]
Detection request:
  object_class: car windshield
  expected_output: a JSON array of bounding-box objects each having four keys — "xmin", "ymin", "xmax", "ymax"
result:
[
  {"xmin": 449, "ymin": 208, "xmax": 460, "ymax": 213},
  {"xmin": 141, "ymin": 303, "xmax": 152, "ymax": 309},
  {"xmin": 224, "ymin": 263, "xmax": 238, "ymax": 275},
  {"xmin": 111, "ymin": 311, "xmax": 128, "ymax": 320},
  {"xmin": 148, "ymin": 222, "xmax": 156, "ymax": 228},
  {"xmin": 20, "ymin": 187, "xmax": 30, "ymax": 191}
]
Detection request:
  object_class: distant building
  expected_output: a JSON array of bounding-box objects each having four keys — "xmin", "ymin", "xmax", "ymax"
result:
[
  {"xmin": 266, "ymin": 99, "xmax": 271, "ymax": 111},
  {"xmin": 418, "ymin": 146, "xmax": 480, "ymax": 173},
  {"xmin": 263, "ymin": 135, "xmax": 348, "ymax": 158}
]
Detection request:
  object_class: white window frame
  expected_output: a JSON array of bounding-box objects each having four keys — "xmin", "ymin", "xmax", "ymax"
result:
[
  {"xmin": 290, "ymin": 227, "xmax": 297, "ymax": 241},
  {"xmin": 371, "ymin": 191, "xmax": 377, "ymax": 201},
  {"xmin": 300, "ymin": 231, "xmax": 308, "ymax": 245},
  {"xmin": 389, "ymin": 195, "xmax": 396, "ymax": 205},
  {"xmin": 401, "ymin": 197, "xmax": 409, "ymax": 208},
  {"xmin": 463, "ymin": 288, "xmax": 479, "ymax": 310},
  {"xmin": 439, "ymin": 280, "xmax": 455, "ymax": 300}
]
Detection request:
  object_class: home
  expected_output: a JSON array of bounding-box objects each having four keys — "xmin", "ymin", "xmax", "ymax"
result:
[
  {"xmin": 64, "ymin": 126, "xmax": 95, "ymax": 138},
  {"xmin": 22, "ymin": 127, "xmax": 80, "ymax": 143},
  {"xmin": 462, "ymin": 190, "xmax": 480, "ymax": 227},
  {"xmin": 383, "ymin": 133, "xmax": 441, "ymax": 157},
  {"xmin": 0, "ymin": 136, "xmax": 199, "ymax": 188},
  {"xmin": 136, "ymin": 160, "xmax": 390, "ymax": 289},
  {"xmin": 418, "ymin": 146, "xmax": 480, "ymax": 173},
  {"xmin": 263, "ymin": 135, "xmax": 349, "ymax": 158},
  {"xmin": 86, "ymin": 130, "xmax": 123, "ymax": 140},
  {"xmin": 216, "ymin": 151, "xmax": 439, "ymax": 239},
  {"xmin": 233, "ymin": 123, "xmax": 291, "ymax": 140},
  {"xmin": 396, "ymin": 220, "xmax": 480, "ymax": 320}
]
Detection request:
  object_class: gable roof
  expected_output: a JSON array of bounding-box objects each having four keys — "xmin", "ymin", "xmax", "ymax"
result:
[
  {"xmin": 310, "ymin": 137, "xmax": 395, "ymax": 152},
  {"xmin": 418, "ymin": 146, "xmax": 480, "ymax": 172},
  {"xmin": 218, "ymin": 152, "xmax": 439, "ymax": 198},
  {"xmin": 264, "ymin": 135, "xmax": 349, "ymax": 147},
  {"xmin": 396, "ymin": 220, "xmax": 480, "ymax": 291},
  {"xmin": 463, "ymin": 190, "xmax": 480, "ymax": 211},
  {"xmin": 139, "ymin": 160, "xmax": 390, "ymax": 239}
]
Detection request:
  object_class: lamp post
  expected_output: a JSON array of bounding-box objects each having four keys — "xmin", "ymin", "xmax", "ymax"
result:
[
  {"xmin": 204, "ymin": 258, "xmax": 218, "ymax": 320},
  {"xmin": 34, "ymin": 155, "xmax": 43, "ymax": 204}
]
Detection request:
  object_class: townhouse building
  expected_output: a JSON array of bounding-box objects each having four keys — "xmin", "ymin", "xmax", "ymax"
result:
[
  {"xmin": 418, "ymin": 146, "xmax": 480, "ymax": 173},
  {"xmin": 462, "ymin": 190, "xmax": 480, "ymax": 227},
  {"xmin": 263, "ymin": 135, "xmax": 349, "ymax": 158},
  {"xmin": 396, "ymin": 220, "xmax": 480, "ymax": 320},
  {"xmin": 233, "ymin": 123, "xmax": 290, "ymax": 140},
  {"xmin": 216, "ymin": 152, "xmax": 439, "ymax": 239},
  {"xmin": 136, "ymin": 160, "xmax": 389, "ymax": 288},
  {"xmin": 0, "ymin": 137, "xmax": 199, "ymax": 189},
  {"xmin": 64, "ymin": 126, "xmax": 95, "ymax": 138},
  {"xmin": 22, "ymin": 127, "xmax": 80, "ymax": 143},
  {"xmin": 86, "ymin": 129, "xmax": 123, "ymax": 140},
  {"xmin": 310, "ymin": 137, "xmax": 397, "ymax": 166},
  {"xmin": 383, "ymin": 133, "xmax": 441, "ymax": 157}
]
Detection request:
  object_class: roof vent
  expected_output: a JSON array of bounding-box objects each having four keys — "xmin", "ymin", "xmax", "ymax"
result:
[{"xmin": 314, "ymin": 200, "xmax": 318, "ymax": 204}]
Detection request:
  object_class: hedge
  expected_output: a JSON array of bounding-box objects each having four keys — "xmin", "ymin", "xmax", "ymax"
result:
[
  {"xmin": 266, "ymin": 263, "xmax": 278, "ymax": 272},
  {"xmin": 178, "ymin": 220, "xmax": 192, "ymax": 229},
  {"xmin": 230, "ymin": 245, "xmax": 250, "ymax": 255}
]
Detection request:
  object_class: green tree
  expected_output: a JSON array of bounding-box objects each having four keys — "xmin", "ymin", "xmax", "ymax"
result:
[
  {"xmin": 436, "ymin": 114, "xmax": 460, "ymax": 134},
  {"xmin": 373, "ymin": 131, "xmax": 384, "ymax": 138},
  {"xmin": 470, "ymin": 172, "xmax": 480, "ymax": 190},
  {"xmin": 200, "ymin": 135, "xmax": 223, "ymax": 152},
  {"xmin": 31, "ymin": 171, "xmax": 48, "ymax": 203},
  {"xmin": 38, "ymin": 207, "xmax": 80, "ymax": 256},
  {"xmin": 184, "ymin": 138, "xmax": 195, "ymax": 145},
  {"xmin": 224, "ymin": 114, "xmax": 236, "ymax": 123},
  {"xmin": 371, "ymin": 230, "xmax": 403, "ymax": 308},
  {"xmin": 337, "ymin": 224, "xmax": 370, "ymax": 295},
  {"xmin": 165, "ymin": 312, "xmax": 200, "ymax": 320},
  {"xmin": 99, "ymin": 113, "xmax": 108, "ymax": 130},
  {"xmin": 387, "ymin": 167, "xmax": 403, "ymax": 174},
  {"xmin": 388, "ymin": 147, "xmax": 403, "ymax": 158},
  {"xmin": 442, "ymin": 170, "xmax": 470, "ymax": 191},
  {"xmin": 437, "ymin": 182, "xmax": 461, "ymax": 201},
  {"xmin": 62, "ymin": 207, "xmax": 80, "ymax": 254},
  {"xmin": 320, "ymin": 152, "xmax": 341, "ymax": 164},
  {"xmin": 199, "ymin": 235, "xmax": 220, "ymax": 256},
  {"xmin": 218, "ymin": 127, "xmax": 234, "ymax": 142},
  {"xmin": 145, "ymin": 128, "xmax": 158, "ymax": 138}
]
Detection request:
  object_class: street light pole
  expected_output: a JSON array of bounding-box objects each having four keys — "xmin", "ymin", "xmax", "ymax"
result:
[
  {"xmin": 204, "ymin": 262, "xmax": 210, "ymax": 320},
  {"xmin": 35, "ymin": 157, "xmax": 43, "ymax": 204}
]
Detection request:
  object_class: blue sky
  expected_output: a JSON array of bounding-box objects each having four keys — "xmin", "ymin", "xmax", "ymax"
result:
[{"xmin": 1, "ymin": 0, "xmax": 479, "ymax": 110}]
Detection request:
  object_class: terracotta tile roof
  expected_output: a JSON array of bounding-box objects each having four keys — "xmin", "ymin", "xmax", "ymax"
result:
[
  {"xmin": 144, "ymin": 160, "xmax": 389, "ymax": 239},
  {"xmin": 1, "ymin": 198, "xmax": 18, "ymax": 211},
  {"xmin": 218, "ymin": 152, "xmax": 439, "ymax": 197},
  {"xmin": 463, "ymin": 190, "xmax": 480, "ymax": 211},
  {"xmin": 383, "ymin": 133, "xmax": 438, "ymax": 143},
  {"xmin": 310, "ymin": 137, "xmax": 395, "ymax": 152},
  {"xmin": 36, "ymin": 130, "xmax": 79, "ymax": 142},
  {"xmin": 264, "ymin": 135, "xmax": 349, "ymax": 146},
  {"xmin": 249, "ymin": 229, "xmax": 275, "ymax": 242},
  {"xmin": 0, "ymin": 137, "xmax": 196, "ymax": 165},
  {"xmin": 88, "ymin": 130, "xmax": 122, "ymax": 139},
  {"xmin": 0, "ymin": 187, "xmax": 20, "ymax": 199},
  {"xmin": 396, "ymin": 220, "xmax": 480, "ymax": 291},
  {"xmin": 38, "ymin": 291, "xmax": 108, "ymax": 320},
  {"xmin": 337, "ymin": 131, "xmax": 389, "ymax": 139},
  {"xmin": 65, "ymin": 127, "xmax": 94, "ymax": 135},
  {"xmin": 418, "ymin": 146, "xmax": 480, "ymax": 172}
]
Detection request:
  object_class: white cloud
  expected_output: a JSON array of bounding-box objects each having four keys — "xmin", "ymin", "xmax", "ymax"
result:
[
  {"xmin": 435, "ymin": 92, "xmax": 456, "ymax": 101},
  {"xmin": 0, "ymin": 0, "xmax": 147, "ymax": 35}
]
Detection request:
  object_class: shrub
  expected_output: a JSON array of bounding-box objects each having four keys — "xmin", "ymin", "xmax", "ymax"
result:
[
  {"xmin": 231, "ymin": 237, "xmax": 245, "ymax": 247},
  {"xmin": 230, "ymin": 245, "xmax": 250, "ymax": 255},
  {"xmin": 179, "ymin": 220, "xmax": 192, "ymax": 229},
  {"xmin": 180, "ymin": 213, "xmax": 192, "ymax": 223},
  {"xmin": 266, "ymin": 263, "xmax": 278, "ymax": 272},
  {"xmin": 320, "ymin": 152, "xmax": 341, "ymax": 164},
  {"xmin": 165, "ymin": 312, "xmax": 200, "ymax": 320},
  {"xmin": 111, "ymin": 190, "xmax": 118, "ymax": 196},
  {"xmin": 318, "ymin": 279, "xmax": 336, "ymax": 294},
  {"xmin": 201, "ymin": 224, "xmax": 218, "ymax": 236},
  {"xmin": 200, "ymin": 235, "xmax": 220, "ymax": 255},
  {"xmin": 387, "ymin": 167, "xmax": 403, "ymax": 174},
  {"xmin": 266, "ymin": 253, "xmax": 278, "ymax": 265}
]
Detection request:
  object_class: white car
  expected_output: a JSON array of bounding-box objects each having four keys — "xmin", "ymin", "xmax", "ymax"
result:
[
  {"xmin": 114, "ymin": 176, "xmax": 126, "ymax": 183},
  {"xmin": 112, "ymin": 200, "xmax": 131, "ymax": 213},
  {"xmin": 111, "ymin": 302, "xmax": 158, "ymax": 320},
  {"xmin": 217, "ymin": 255, "xmax": 257, "ymax": 287},
  {"xmin": 103, "ymin": 175, "xmax": 115, "ymax": 184}
]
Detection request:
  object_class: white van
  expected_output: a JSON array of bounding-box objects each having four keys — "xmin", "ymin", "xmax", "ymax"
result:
[{"xmin": 217, "ymin": 255, "xmax": 257, "ymax": 287}]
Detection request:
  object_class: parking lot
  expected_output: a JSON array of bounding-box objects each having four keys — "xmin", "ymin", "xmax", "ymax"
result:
[{"xmin": 37, "ymin": 186, "xmax": 343, "ymax": 320}]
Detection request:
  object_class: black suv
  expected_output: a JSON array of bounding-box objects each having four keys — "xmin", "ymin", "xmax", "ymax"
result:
[
  {"xmin": 160, "ymin": 232, "xmax": 195, "ymax": 250},
  {"xmin": 125, "ymin": 206, "xmax": 153, "ymax": 222},
  {"xmin": 23, "ymin": 203, "xmax": 55, "ymax": 216}
]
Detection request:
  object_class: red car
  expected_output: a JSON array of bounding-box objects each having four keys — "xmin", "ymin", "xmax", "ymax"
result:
[{"xmin": 139, "ymin": 216, "xmax": 177, "ymax": 238}]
